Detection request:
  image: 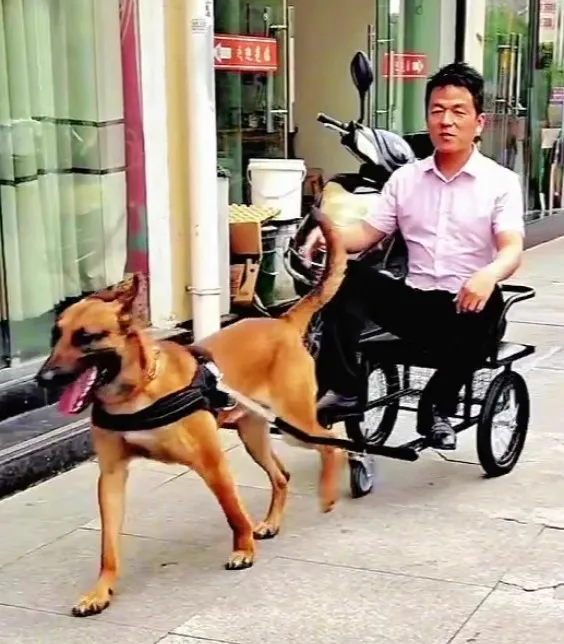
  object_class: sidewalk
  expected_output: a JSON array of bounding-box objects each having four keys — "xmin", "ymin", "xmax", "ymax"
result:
[{"xmin": 0, "ymin": 239, "xmax": 563, "ymax": 644}]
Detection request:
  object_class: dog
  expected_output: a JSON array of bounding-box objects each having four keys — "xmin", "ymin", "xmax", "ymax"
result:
[{"xmin": 35, "ymin": 208, "xmax": 347, "ymax": 618}]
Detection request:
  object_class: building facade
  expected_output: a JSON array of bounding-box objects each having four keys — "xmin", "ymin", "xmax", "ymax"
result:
[
  {"xmin": 214, "ymin": 0, "xmax": 564, "ymax": 236},
  {"xmin": 0, "ymin": 0, "xmax": 151, "ymax": 367},
  {"xmin": 0, "ymin": 0, "xmax": 561, "ymax": 371},
  {"xmin": 461, "ymin": 0, "xmax": 564, "ymax": 232}
]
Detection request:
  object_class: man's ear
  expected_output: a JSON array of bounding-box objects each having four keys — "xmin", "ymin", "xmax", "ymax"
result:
[{"xmin": 93, "ymin": 273, "xmax": 140, "ymax": 313}]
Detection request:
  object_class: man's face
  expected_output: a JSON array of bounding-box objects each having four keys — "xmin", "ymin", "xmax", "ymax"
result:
[{"xmin": 426, "ymin": 84, "xmax": 485, "ymax": 154}]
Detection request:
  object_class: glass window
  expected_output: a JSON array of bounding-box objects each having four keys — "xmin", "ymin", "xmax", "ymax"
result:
[
  {"xmin": 214, "ymin": 0, "xmax": 288, "ymax": 204},
  {"xmin": 527, "ymin": 0, "xmax": 564, "ymax": 218},
  {"xmin": 372, "ymin": 0, "xmax": 452, "ymax": 135},
  {"xmin": 0, "ymin": 0, "xmax": 149, "ymax": 367}
]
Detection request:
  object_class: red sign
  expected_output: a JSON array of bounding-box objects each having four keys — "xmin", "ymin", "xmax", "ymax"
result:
[
  {"xmin": 214, "ymin": 34, "xmax": 278, "ymax": 72},
  {"xmin": 382, "ymin": 52, "xmax": 429, "ymax": 79}
]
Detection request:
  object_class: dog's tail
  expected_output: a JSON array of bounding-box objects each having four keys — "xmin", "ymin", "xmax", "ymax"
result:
[{"xmin": 281, "ymin": 207, "xmax": 347, "ymax": 336}]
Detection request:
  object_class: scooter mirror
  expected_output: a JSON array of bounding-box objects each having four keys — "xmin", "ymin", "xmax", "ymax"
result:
[{"xmin": 350, "ymin": 51, "xmax": 374, "ymax": 124}]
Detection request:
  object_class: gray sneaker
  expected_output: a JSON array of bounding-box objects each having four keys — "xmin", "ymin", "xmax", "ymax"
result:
[{"xmin": 428, "ymin": 413, "xmax": 457, "ymax": 450}]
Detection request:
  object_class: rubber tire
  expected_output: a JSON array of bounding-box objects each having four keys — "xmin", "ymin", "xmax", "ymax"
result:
[
  {"xmin": 349, "ymin": 455, "xmax": 376, "ymax": 499},
  {"xmin": 346, "ymin": 361, "xmax": 401, "ymax": 499},
  {"xmin": 345, "ymin": 360, "xmax": 401, "ymax": 447},
  {"xmin": 476, "ymin": 369, "xmax": 530, "ymax": 478}
]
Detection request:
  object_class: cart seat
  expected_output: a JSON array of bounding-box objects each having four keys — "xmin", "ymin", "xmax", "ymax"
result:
[{"xmin": 358, "ymin": 321, "xmax": 534, "ymax": 369}]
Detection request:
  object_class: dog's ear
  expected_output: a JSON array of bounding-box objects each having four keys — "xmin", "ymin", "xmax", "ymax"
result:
[{"xmin": 94, "ymin": 273, "xmax": 140, "ymax": 313}]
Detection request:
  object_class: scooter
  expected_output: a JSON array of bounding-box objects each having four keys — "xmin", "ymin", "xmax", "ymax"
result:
[{"xmin": 284, "ymin": 50, "xmax": 422, "ymax": 297}]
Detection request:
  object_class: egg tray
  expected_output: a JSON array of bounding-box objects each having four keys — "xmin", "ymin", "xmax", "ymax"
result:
[{"xmin": 228, "ymin": 204, "xmax": 281, "ymax": 224}]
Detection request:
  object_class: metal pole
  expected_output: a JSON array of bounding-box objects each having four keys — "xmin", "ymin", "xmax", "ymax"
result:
[{"xmin": 186, "ymin": 0, "xmax": 221, "ymax": 340}]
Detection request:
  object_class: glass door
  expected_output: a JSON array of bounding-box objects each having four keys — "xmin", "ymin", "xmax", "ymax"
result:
[
  {"xmin": 527, "ymin": 0, "xmax": 564, "ymax": 217},
  {"xmin": 481, "ymin": 7, "xmax": 529, "ymax": 177},
  {"xmin": 369, "ymin": 0, "xmax": 442, "ymax": 138},
  {"xmin": 214, "ymin": 1, "xmax": 295, "ymax": 204},
  {"xmin": 0, "ymin": 210, "xmax": 9, "ymax": 367}
]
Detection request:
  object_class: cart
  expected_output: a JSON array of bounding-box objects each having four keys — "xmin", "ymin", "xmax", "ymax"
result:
[
  {"xmin": 275, "ymin": 230, "xmax": 537, "ymax": 499},
  {"xmin": 313, "ymin": 283, "xmax": 536, "ymax": 498}
]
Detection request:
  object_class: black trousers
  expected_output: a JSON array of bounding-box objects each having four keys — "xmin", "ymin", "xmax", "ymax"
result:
[{"xmin": 316, "ymin": 261, "xmax": 503, "ymax": 421}]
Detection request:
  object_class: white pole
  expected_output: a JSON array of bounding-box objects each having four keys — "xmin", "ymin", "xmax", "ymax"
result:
[{"xmin": 186, "ymin": 0, "xmax": 221, "ymax": 341}]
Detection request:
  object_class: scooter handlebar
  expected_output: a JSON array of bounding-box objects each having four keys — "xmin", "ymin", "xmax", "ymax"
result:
[{"xmin": 316, "ymin": 112, "xmax": 348, "ymax": 132}]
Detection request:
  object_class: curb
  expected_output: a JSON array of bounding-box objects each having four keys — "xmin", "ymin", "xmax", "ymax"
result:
[{"xmin": 0, "ymin": 416, "xmax": 92, "ymax": 500}]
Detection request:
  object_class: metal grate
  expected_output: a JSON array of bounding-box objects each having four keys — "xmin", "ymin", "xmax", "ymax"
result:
[{"xmin": 398, "ymin": 365, "xmax": 501, "ymax": 418}]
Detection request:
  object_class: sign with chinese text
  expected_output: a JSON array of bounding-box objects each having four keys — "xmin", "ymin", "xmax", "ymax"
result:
[
  {"xmin": 382, "ymin": 52, "xmax": 429, "ymax": 79},
  {"xmin": 214, "ymin": 34, "xmax": 279, "ymax": 72}
]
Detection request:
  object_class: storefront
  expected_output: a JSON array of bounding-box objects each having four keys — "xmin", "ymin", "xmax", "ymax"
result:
[
  {"xmin": 461, "ymin": 0, "xmax": 564, "ymax": 227},
  {"xmin": 0, "ymin": 0, "xmax": 150, "ymax": 367},
  {"xmin": 214, "ymin": 0, "xmax": 564, "ymax": 234}
]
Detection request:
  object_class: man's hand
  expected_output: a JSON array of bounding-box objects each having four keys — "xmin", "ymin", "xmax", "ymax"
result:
[
  {"xmin": 301, "ymin": 227, "xmax": 326, "ymax": 267},
  {"xmin": 301, "ymin": 220, "xmax": 387, "ymax": 266},
  {"xmin": 455, "ymin": 267, "xmax": 498, "ymax": 314}
]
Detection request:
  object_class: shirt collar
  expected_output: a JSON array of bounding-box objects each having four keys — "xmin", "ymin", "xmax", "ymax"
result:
[{"xmin": 421, "ymin": 144, "xmax": 482, "ymax": 181}]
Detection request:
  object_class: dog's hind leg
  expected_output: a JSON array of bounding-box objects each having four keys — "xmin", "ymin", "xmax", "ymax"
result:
[
  {"xmin": 271, "ymin": 351, "xmax": 346, "ymax": 514},
  {"xmin": 237, "ymin": 413, "xmax": 290, "ymax": 540},
  {"xmin": 175, "ymin": 411, "xmax": 256, "ymax": 570},
  {"xmin": 73, "ymin": 429, "xmax": 130, "ymax": 617}
]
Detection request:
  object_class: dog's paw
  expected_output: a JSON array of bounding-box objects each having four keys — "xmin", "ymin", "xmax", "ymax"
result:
[
  {"xmin": 225, "ymin": 550, "xmax": 254, "ymax": 571},
  {"xmin": 320, "ymin": 496, "xmax": 337, "ymax": 513},
  {"xmin": 253, "ymin": 522, "xmax": 280, "ymax": 540},
  {"xmin": 71, "ymin": 588, "xmax": 113, "ymax": 617}
]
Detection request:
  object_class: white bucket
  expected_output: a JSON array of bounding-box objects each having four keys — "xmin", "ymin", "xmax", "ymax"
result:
[{"xmin": 247, "ymin": 158, "xmax": 306, "ymax": 221}]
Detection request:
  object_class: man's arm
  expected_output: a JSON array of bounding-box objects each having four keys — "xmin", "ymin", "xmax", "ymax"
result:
[
  {"xmin": 335, "ymin": 172, "xmax": 400, "ymax": 253},
  {"xmin": 303, "ymin": 172, "xmax": 400, "ymax": 260},
  {"xmin": 486, "ymin": 171, "xmax": 526, "ymax": 281},
  {"xmin": 456, "ymin": 171, "xmax": 525, "ymax": 313}
]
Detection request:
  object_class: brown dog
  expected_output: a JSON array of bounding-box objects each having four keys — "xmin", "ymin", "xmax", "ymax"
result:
[{"xmin": 35, "ymin": 209, "xmax": 347, "ymax": 618}]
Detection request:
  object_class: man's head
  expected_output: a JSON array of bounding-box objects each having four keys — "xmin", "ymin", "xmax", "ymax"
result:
[{"xmin": 425, "ymin": 62, "xmax": 485, "ymax": 155}]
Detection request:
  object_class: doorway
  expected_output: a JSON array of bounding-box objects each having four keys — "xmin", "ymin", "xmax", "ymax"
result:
[
  {"xmin": 214, "ymin": 0, "xmax": 296, "ymax": 204},
  {"xmin": 292, "ymin": 0, "xmax": 456, "ymax": 180},
  {"xmin": 479, "ymin": 1, "xmax": 529, "ymax": 180}
]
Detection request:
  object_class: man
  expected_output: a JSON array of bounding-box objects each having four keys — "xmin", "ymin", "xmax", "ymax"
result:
[{"xmin": 304, "ymin": 62, "xmax": 525, "ymax": 450}]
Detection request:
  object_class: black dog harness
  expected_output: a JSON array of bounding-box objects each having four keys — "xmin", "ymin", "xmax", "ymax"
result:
[{"xmin": 91, "ymin": 347, "xmax": 232, "ymax": 432}]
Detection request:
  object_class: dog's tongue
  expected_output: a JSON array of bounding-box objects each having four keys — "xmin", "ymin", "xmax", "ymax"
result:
[{"xmin": 58, "ymin": 367, "xmax": 98, "ymax": 415}]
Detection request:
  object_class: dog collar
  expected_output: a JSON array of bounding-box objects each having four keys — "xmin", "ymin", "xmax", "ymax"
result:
[{"xmin": 91, "ymin": 347, "xmax": 231, "ymax": 432}]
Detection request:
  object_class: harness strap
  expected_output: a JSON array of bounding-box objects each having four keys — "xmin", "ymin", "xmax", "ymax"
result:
[{"xmin": 92, "ymin": 345, "xmax": 230, "ymax": 432}]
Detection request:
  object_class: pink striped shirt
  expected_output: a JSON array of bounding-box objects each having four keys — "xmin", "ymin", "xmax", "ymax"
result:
[{"xmin": 366, "ymin": 148, "xmax": 525, "ymax": 294}]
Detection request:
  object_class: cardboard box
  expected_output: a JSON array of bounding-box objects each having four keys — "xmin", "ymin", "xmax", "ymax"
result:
[
  {"xmin": 230, "ymin": 259, "xmax": 260, "ymax": 306},
  {"xmin": 229, "ymin": 221, "xmax": 262, "ymax": 256}
]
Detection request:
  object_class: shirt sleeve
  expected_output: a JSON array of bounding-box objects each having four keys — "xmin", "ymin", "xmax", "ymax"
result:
[
  {"xmin": 364, "ymin": 172, "xmax": 399, "ymax": 235},
  {"xmin": 492, "ymin": 171, "xmax": 525, "ymax": 237}
]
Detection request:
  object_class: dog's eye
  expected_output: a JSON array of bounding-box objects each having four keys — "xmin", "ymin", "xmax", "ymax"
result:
[
  {"xmin": 50, "ymin": 325, "xmax": 62, "ymax": 348},
  {"xmin": 71, "ymin": 328, "xmax": 109, "ymax": 347}
]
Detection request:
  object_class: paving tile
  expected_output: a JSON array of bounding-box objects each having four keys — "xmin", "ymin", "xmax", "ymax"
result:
[
  {"xmin": 451, "ymin": 587, "xmax": 564, "ymax": 644},
  {"xmin": 0, "ymin": 527, "xmax": 264, "ymax": 632},
  {"xmin": 173, "ymin": 557, "xmax": 488, "ymax": 644},
  {"xmin": 79, "ymin": 472, "xmax": 316, "ymax": 551},
  {"xmin": 377, "ymin": 458, "xmax": 564, "ymax": 528},
  {"xmin": 273, "ymin": 500, "xmax": 540, "ymax": 587},
  {"xmin": 0, "ymin": 462, "xmax": 177, "ymax": 568},
  {"xmin": 501, "ymin": 527, "xmax": 564, "ymax": 592},
  {"xmin": 158, "ymin": 637, "xmax": 232, "ymax": 644},
  {"xmin": 0, "ymin": 604, "xmax": 164, "ymax": 644}
]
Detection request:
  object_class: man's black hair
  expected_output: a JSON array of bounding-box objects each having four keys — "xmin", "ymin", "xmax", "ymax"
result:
[{"xmin": 424, "ymin": 62, "xmax": 484, "ymax": 115}]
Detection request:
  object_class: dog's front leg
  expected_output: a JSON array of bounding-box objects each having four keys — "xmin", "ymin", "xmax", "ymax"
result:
[{"xmin": 73, "ymin": 453, "xmax": 129, "ymax": 617}]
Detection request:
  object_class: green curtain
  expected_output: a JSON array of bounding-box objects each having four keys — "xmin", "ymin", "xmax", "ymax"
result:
[{"xmin": 0, "ymin": 0, "xmax": 127, "ymax": 323}]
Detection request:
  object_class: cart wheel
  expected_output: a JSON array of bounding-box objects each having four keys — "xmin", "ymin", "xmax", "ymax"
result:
[
  {"xmin": 476, "ymin": 369, "xmax": 530, "ymax": 478},
  {"xmin": 345, "ymin": 361, "xmax": 400, "ymax": 447},
  {"xmin": 345, "ymin": 362, "xmax": 400, "ymax": 499},
  {"xmin": 348, "ymin": 453, "xmax": 376, "ymax": 499}
]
